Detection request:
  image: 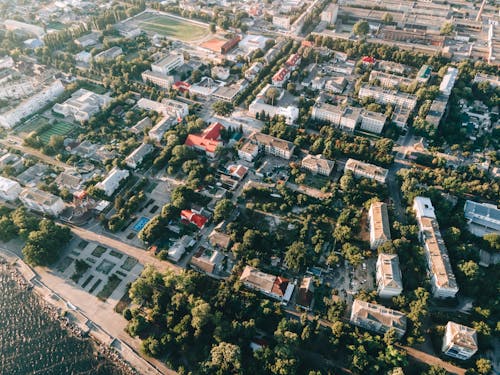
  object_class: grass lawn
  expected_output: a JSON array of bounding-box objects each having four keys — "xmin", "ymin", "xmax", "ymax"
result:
[
  {"xmin": 97, "ymin": 274, "xmax": 122, "ymax": 301},
  {"xmin": 15, "ymin": 116, "xmax": 50, "ymax": 135},
  {"xmin": 138, "ymin": 15, "xmax": 207, "ymax": 41},
  {"xmin": 38, "ymin": 121, "xmax": 74, "ymax": 143}
]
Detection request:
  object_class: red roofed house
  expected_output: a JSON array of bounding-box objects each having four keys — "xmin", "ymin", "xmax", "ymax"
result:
[
  {"xmin": 173, "ymin": 81, "xmax": 191, "ymax": 93},
  {"xmin": 285, "ymin": 53, "xmax": 301, "ymax": 71},
  {"xmin": 272, "ymin": 68, "xmax": 290, "ymax": 87},
  {"xmin": 301, "ymin": 40, "xmax": 314, "ymax": 48},
  {"xmin": 228, "ymin": 164, "xmax": 248, "ymax": 180},
  {"xmin": 181, "ymin": 209, "xmax": 208, "ymax": 229},
  {"xmin": 362, "ymin": 56, "xmax": 376, "ymax": 65},
  {"xmin": 221, "ymin": 36, "xmax": 241, "ymax": 54},
  {"xmin": 185, "ymin": 122, "xmax": 225, "ymax": 158}
]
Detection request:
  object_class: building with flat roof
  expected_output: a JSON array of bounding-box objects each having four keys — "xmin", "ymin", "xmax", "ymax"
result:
[
  {"xmin": 321, "ymin": 3, "xmax": 338, "ymax": 24},
  {"xmin": 359, "ymin": 84, "xmax": 417, "ymax": 110},
  {"xmin": 473, "ymin": 73, "xmax": 500, "ymax": 88},
  {"xmin": 249, "ymin": 84, "xmax": 298, "ymax": 125},
  {"xmin": 413, "ymin": 197, "xmax": 459, "ymax": 299},
  {"xmin": 4, "ymin": 20, "xmax": 45, "ymax": 38},
  {"xmin": 376, "ymin": 253, "xmax": 403, "ymax": 298},
  {"xmin": 350, "ymin": 299, "xmax": 407, "ymax": 338},
  {"xmin": 368, "ymin": 202, "xmax": 391, "ymax": 250},
  {"xmin": 125, "ymin": 143, "xmax": 154, "ymax": 169},
  {"xmin": 151, "ymin": 53, "xmax": 184, "ymax": 75},
  {"xmin": 345, "ymin": 158, "xmax": 388, "ymax": 184},
  {"xmin": 141, "ymin": 70, "xmax": 174, "ymax": 89},
  {"xmin": 240, "ymin": 265, "xmax": 295, "ymax": 303},
  {"xmin": 464, "ymin": 200, "xmax": 500, "ymax": 235},
  {"xmin": 238, "ymin": 141, "xmax": 259, "ymax": 162},
  {"xmin": 442, "ymin": 322, "xmax": 478, "ymax": 360},
  {"xmin": 416, "ymin": 65, "xmax": 432, "ymax": 83},
  {"xmin": 369, "ymin": 70, "xmax": 414, "ymax": 89},
  {"xmin": 439, "ymin": 67, "xmax": 459, "ymax": 96},
  {"xmin": 311, "ymin": 103, "xmax": 362, "ymax": 132},
  {"xmin": 273, "ymin": 15, "xmax": 291, "ymax": 30},
  {"xmin": 167, "ymin": 235, "xmax": 194, "ymax": 262},
  {"xmin": 94, "ymin": 46, "xmax": 123, "ymax": 62},
  {"xmin": 0, "ymin": 176, "xmax": 21, "ymax": 201},
  {"xmin": 248, "ymin": 132, "xmax": 295, "ymax": 160},
  {"xmin": 19, "ymin": 188, "xmax": 65, "ymax": 216},
  {"xmin": 95, "ymin": 168, "xmax": 129, "ymax": 196},
  {"xmin": 301, "ymin": 154, "xmax": 335, "ymax": 176},
  {"xmin": 52, "ymin": 88, "xmax": 111, "ymax": 122},
  {"xmin": 360, "ymin": 110, "xmax": 387, "ymax": 134}
]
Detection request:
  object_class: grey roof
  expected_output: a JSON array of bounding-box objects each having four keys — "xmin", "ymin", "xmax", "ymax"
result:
[{"xmin": 464, "ymin": 200, "xmax": 500, "ymax": 232}]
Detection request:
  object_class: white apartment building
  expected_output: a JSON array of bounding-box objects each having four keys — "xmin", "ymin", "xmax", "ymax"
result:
[
  {"xmin": 0, "ymin": 79, "xmax": 65, "ymax": 129},
  {"xmin": 0, "ymin": 176, "xmax": 21, "ymax": 201},
  {"xmin": 439, "ymin": 67, "xmax": 459, "ymax": 96},
  {"xmin": 52, "ymin": 88, "xmax": 111, "ymax": 122},
  {"xmin": 360, "ymin": 110, "xmax": 387, "ymax": 134},
  {"xmin": 151, "ymin": 53, "xmax": 184, "ymax": 75},
  {"xmin": 273, "ymin": 15, "xmax": 291, "ymax": 30},
  {"xmin": 413, "ymin": 197, "xmax": 459, "ymax": 299},
  {"xmin": 369, "ymin": 70, "xmax": 414, "ymax": 89},
  {"xmin": 463, "ymin": 200, "xmax": 500, "ymax": 235},
  {"xmin": 376, "ymin": 253, "xmax": 403, "ymax": 298},
  {"xmin": 442, "ymin": 322, "xmax": 478, "ymax": 360},
  {"xmin": 358, "ymin": 84, "xmax": 417, "ymax": 110},
  {"xmin": 19, "ymin": 188, "xmax": 65, "ymax": 216},
  {"xmin": 249, "ymin": 85, "xmax": 299, "ymax": 125},
  {"xmin": 125, "ymin": 143, "xmax": 154, "ymax": 169},
  {"xmin": 301, "ymin": 154, "xmax": 335, "ymax": 176},
  {"xmin": 344, "ymin": 158, "xmax": 388, "ymax": 184},
  {"xmin": 238, "ymin": 141, "xmax": 259, "ymax": 162},
  {"xmin": 350, "ymin": 299, "xmax": 407, "ymax": 338},
  {"xmin": 94, "ymin": 46, "xmax": 123, "ymax": 62},
  {"xmin": 311, "ymin": 103, "xmax": 361, "ymax": 132},
  {"xmin": 368, "ymin": 202, "xmax": 391, "ymax": 249},
  {"xmin": 95, "ymin": 168, "xmax": 129, "ymax": 196},
  {"xmin": 148, "ymin": 116, "xmax": 176, "ymax": 142},
  {"xmin": 161, "ymin": 98, "xmax": 189, "ymax": 119},
  {"xmin": 321, "ymin": 3, "xmax": 338, "ymax": 24},
  {"xmin": 141, "ymin": 70, "xmax": 174, "ymax": 89}
]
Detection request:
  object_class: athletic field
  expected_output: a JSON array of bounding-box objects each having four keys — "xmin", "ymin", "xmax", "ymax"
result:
[
  {"xmin": 39, "ymin": 121, "xmax": 73, "ymax": 143},
  {"xmin": 136, "ymin": 14, "xmax": 207, "ymax": 41}
]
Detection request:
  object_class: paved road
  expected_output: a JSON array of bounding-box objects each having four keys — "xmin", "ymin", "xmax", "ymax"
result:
[{"xmin": 68, "ymin": 225, "xmax": 182, "ymax": 274}]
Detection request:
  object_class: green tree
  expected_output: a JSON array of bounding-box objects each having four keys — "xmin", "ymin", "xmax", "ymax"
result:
[
  {"xmin": 353, "ymin": 21, "xmax": 370, "ymax": 37},
  {"xmin": 212, "ymin": 101, "xmax": 234, "ymax": 117},
  {"xmin": 205, "ymin": 342, "xmax": 241, "ymax": 375},
  {"xmin": 265, "ymin": 87, "xmax": 280, "ymax": 106},
  {"xmin": 213, "ymin": 198, "xmax": 234, "ymax": 222},
  {"xmin": 209, "ymin": 23, "xmax": 216, "ymax": 33},
  {"xmin": 440, "ymin": 22, "xmax": 454, "ymax": 35},
  {"xmin": 285, "ymin": 241, "xmax": 307, "ymax": 272}
]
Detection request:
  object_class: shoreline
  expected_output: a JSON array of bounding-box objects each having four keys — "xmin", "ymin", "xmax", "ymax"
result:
[{"xmin": 0, "ymin": 253, "xmax": 141, "ymax": 375}]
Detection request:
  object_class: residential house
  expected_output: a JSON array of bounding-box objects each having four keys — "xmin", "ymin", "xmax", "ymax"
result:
[
  {"xmin": 190, "ymin": 247, "xmax": 225, "ymax": 275},
  {"xmin": 240, "ymin": 265, "xmax": 295, "ymax": 303},
  {"xmin": 350, "ymin": 299, "xmax": 407, "ymax": 338},
  {"xmin": 368, "ymin": 202, "xmax": 391, "ymax": 249},
  {"xmin": 376, "ymin": 253, "xmax": 403, "ymax": 298},
  {"xmin": 296, "ymin": 276, "xmax": 314, "ymax": 310},
  {"xmin": 0, "ymin": 176, "xmax": 21, "ymax": 201},
  {"xmin": 301, "ymin": 154, "xmax": 335, "ymax": 176},
  {"xmin": 442, "ymin": 322, "xmax": 478, "ymax": 360},
  {"xmin": 125, "ymin": 143, "xmax": 154, "ymax": 169},
  {"xmin": 19, "ymin": 188, "xmax": 65, "ymax": 216},
  {"xmin": 272, "ymin": 68, "xmax": 290, "ymax": 87},
  {"xmin": 95, "ymin": 168, "xmax": 129, "ymax": 196},
  {"xmin": 168, "ymin": 235, "xmax": 194, "ymax": 262},
  {"xmin": 181, "ymin": 209, "xmax": 208, "ymax": 229},
  {"xmin": 185, "ymin": 122, "xmax": 225, "ymax": 158}
]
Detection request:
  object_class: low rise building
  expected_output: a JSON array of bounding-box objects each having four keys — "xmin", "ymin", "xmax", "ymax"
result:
[
  {"xmin": 416, "ymin": 65, "xmax": 432, "ymax": 83},
  {"xmin": 190, "ymin": 247, "xmax": 225, "ymax": 275},
  {"xmin": 350, "ymin": 299, "xmax": 407, "ymax": 338},
  {"xmin": 344, "ymin": 158, "xmax": 388, "ymax": 184},
  {"xmin": 125, "ymin": 143, "xmax": 154, "ymax": 169},
  {"xmin": 272, "ymin": 67, "xmax": 290, "ymax": 87},
  {"xmin": 248, "ymin": 85, "xmax": 299, "ymax": 125},
  {"xmin": 376, "ymin": 253, "xmax": 403, "ymax": 298},
  {"xmin": 240, "ymin": 265, "xmax": 295, "ymax": 303},
  {"xmin": 168, "ymin": 235, "xmax": 194, "ymax": 262},
  {"xmin": 141, "ymin": 70, "xmax": 174, "ymax": 89},
  {"xmin": 473, "ymin": 73, "xmax": 499, "ymax": 88},
  {"xmin": 19, "ymin": 188, "xmax": 65, "ymax": 216},
  {"xmin": 359, "ymin": 84, "xmax": 417, "ymax": 110},
  {"xmin": 368, "ymin": 202, "xmax": 391, "ymax": 250},
  {"xmin": 301, "ymin": 154, "xmax": 335, "ymax": 176},
  {"xmin": 74, "ymin": 32, "xmax": 100, "ymax": 48},
  {"xmin": 439, "ymin": 67, "xmax": 459, "ymax": 96},
  {"xmin": 95, "ymin": 168, "xmax": 129, "ymax": 196},
  {"xmin": 52, "ymin": 88, "xmax": 111, "ymax": 122},
  {"xmin": 463, "ymin": 200, "xmax": 500, "ymax": 235},
  {"xmin": 151, "ymin": 53, "xmax": 184, "ymax": 75},
  {"xmin": 247, "ymin": 132, "xmax": 295, "ymax": 160},
  {"xmin": 185, "ymin": 122, "xmax": 225, "ymax": 158},
  {"xmin": 0, "ymin": 176, "xmax": 21, "ymax": 201},
  {"xmin": 442, "ymin": 322, "xmax": 478, "ymax": 360},
  {"xmin": 296, "ymin": 276, "xmax": 314, "ymax": 309},
  {"xmin": 181, "ymin": 210, "xmax": 208, "ymax": 230},
  {"xmin": 360, "ymin": 110, "xmax": 387, "ymax": 134},
  {"xmin": 94, "ymin": 46, "xmax": 123, "ymax": 62}
]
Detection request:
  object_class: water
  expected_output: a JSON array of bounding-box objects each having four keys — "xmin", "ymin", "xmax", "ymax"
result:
[{"xmin": 0, "ymin": 264, "xmax": 125, "ymax": 375}]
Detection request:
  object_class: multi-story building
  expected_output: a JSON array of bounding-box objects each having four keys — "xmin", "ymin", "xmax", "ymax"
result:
[
  {"xmin": 321, "ymin": 3, "xmax": 338, "ymax": 24},
  {"xmin": 0, "ymin": 176, "xmax": 21, "ymax": 201},
  {"xmin": 344, "ymin": 158, "xmax": 388, "ymax": 184},
  {"xmin": 368, "ymin": 202, "xmax": 391, "ymax": 250},
  {"xmin": 141, "ymin": 70, "xmax": 174, "ymax": 89},
  {"xmin": 95, "ymin": 168, "xmax": 129, "ymax": 196},
  {"xmin": 125, "ymin": 143, "xmax": 154, "ymax": 169},
  {"xmin": 350, "ymin": 299, "xmax": 407, "ymax": 338},
  {"xmin": 311, "ymin": 103, "xmax": 361, "ymax": 132},
  {"xmin": 152, "ymin": 53, "xmax": 184, "ymax": 75},
  {"xmin": 425, "ymin": 95, "xmax": 448, "ymax": 130},
  {"xmin": 248, "ymin": 85, "xmax": 299, "ymax": 125},
  {"xmin": 369, "ymin": 70, "xmax": 414, "ymax": 89},
  {"xmin": 376, "ymin": 253, "xmax": 403, "ymax": 298},
  {"xmin": 442, "ymin": 322, "xmax": 478, "ymax": 360},
  {"xmin": 358, "ymin": 84, "xmax": 417, "ymax": 110},
  {"xmin": 19, "ymin": 188, "xmax": 65, "ymax": 216},
  {"xmin": 245, "ymin": 62, "xmax": 263, "ymax": 81},
  {"xmin": 272, "ymin": 67, "xmax": 290, "ymax": 87},
  {"xmin": 94, "ymin": 46, "xmax": 123, "ymax": 62},
  {"xmin": 340, "ymin": 107, "xmax": 362, "ymax": 132},
  {"xmin": 273, "ymin": 15, "xmax": 291, "ymax": 30},
  {"xmin": 463, "ymin": 200, "xmax": 500, "ymax": 235},
  {"xmin": 360, "ymin": 110, "xmax": 387, "ymax": 134},
  {"xmin": 185, "ymin": 122, "xmax": 225, "ymax": 158},
  {"xmin": 148, "ymin": 116, "xmax": 176, "ymax": 143},
  {"xmin": 52, "ymin": 88, "xmax": 111, "ymax": 122},
  {"xmin": 413, "ymin": 197, "xmax": 459, "ymax": 298},
  {"xmin": 247, "ymin": 132, "xmax": 295, "ymax": 160},
  {"xmin": 238, "ymin": 141, "xmax": 259, "ymax": 162},
  {"xmin": 240, "ymin": 265, "xmax": 295, "ymax": 303},
  {"xmin": 439, "ymin": 67, "xmax": 459, "ymax": 96},
  {"xmin": 473, "ymin": 73, "xmax": 500, "ymax": 88},
  {"xmin": 301, "ymin": 154, "xmax": 335, "ymax": 176}
]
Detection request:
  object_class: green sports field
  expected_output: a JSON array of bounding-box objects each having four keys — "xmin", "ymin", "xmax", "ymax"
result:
[
  {"xmin": 137, "ymin": 15, "xmax": 207, "ymax": 41},
  {"xmin": 39, "ymin": 121, "xmax": 73, "ymax": 143}
]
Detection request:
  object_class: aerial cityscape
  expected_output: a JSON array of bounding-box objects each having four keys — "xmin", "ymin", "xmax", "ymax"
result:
[{"xmin": 0, "ymin": 0, "xmax": 498, "ymax": 374}]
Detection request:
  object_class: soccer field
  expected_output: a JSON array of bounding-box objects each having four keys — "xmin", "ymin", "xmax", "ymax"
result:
[
  {"xmin": 138, "ymin": 15, "xmax": 207, "ymax": 41},
  {"xmin": 39, "ymin": 121, "xmax": 73, "ymax": 143}
]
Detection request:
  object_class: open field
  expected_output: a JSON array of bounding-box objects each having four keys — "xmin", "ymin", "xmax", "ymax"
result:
[
  {"xmin": 14, "ymin": 116, "xmax": 50, "ymax": 135},
  {"xmin": 38, "ymin": 121, "xmax": 74, "ymax": 143},
  {"xmin": 136, "ymin": 14, "xmax": 207, "ymax": 41}
]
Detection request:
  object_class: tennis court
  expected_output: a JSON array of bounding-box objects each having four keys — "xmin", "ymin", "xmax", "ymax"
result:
[{"xmin": 133, "ymin": 216, "xmax": 150, "ymax": 232}]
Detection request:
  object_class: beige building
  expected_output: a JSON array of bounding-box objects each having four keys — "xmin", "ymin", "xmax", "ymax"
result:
[
  {"xmin": 248, "ymin": 132, "xmax": 295, "ymax": 160},
  {"xmin": 344, "ymin": 158, "xmax": 388, "ymax": 184},
  {"xmin": 151, "ymin": 53, "xmax": 184, "ymax": 75},
  {"xmin": 19, "ymin": 188, "xmax": 65, "ymax": 216},
  {"xmin": 141, "ymin": 70, "xmax": 174, "ymax": 89},
  {"xmin": 442, "ymin": 322, "xmax": 478, "ymax": 360},
  {"xmin": 360, "ymin": 110, "xmax": 387, "ymax": 134},
  {"xmin": 359, "ymin": 84, "xmax": 417, "ymax": 110},
  {"xmin": 350, "ymin": 299, "xmax": 407, "ymax": 338},
  {"xmin": 368, "ymin": 202, "xmax": 391, "ymax": 249},
  {"xmin": 240, "ymin": 266, "xmax": 294, "ymax": 303},
  {"xmin": 376, "ymin": 253, "xmax": 403, "ymax": 298},
  {"xmin": 301, "ymin": 154, "xmax": 335, "ymax": 176}
]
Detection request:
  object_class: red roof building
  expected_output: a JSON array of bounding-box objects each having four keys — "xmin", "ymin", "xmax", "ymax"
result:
[
  {"xmin": 301, "ymin": 40, "xmax": 313, "ymax": 47},
  {"xmin": 221, "ymin": 36, "xmax": 241, "ymax": 54},
  {"xmin": 272, "ymin": 67, "xmax": 290, "ymax": 87},
  {"xmin": 362, "ymin": 56, "xmax": 376, "ymax": 65},
  {"xmin": 173, "ymin": 81, "xmax": 191, "ymax": 93},
  {"xmin": 185, "ymin": 122, "xmax": 225, "ymax": 157},
  {"xmin": 271, "ymin": 276, "xmax": 290, "ymax": 297},
  {"xmin": 181, "ymin": 209, "xmax": 208, "ymax": 229},
  {"xmin": 285, "ymin": 53, "xmax": 301, "ymax": 70}
]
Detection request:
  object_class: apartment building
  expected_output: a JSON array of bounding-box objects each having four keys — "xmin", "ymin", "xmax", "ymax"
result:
[
  {"xmin": 321, "ymin": 3, "xmax": 338, "ymax": 24},
  {"xmin": 240, "ymin": 265, "xmax": 295, "ymax": 303},
  {"xmin": 95, "ymin": 168, "xmax": 129, "ymax": 196},
  {"xmin": 52, "ymin": 88, "xmax": 111, "ymax": 122},
  {"xmin": 238, "ymin": 141, "xmax": 259, "ymax": 162},
  {"xmin": 248, "ymin": 132, "xmax": 295, "ymax": 160},
  {"xmin": 442, "ymin": 322, "xmax": 478, "ymax": 360},
  {"xmin": 248, "ymin": 85, "xmax": 299, "ymax": 125},
  {"xmin": 311, "ymin": 103, "xmax": 361, "ymax": 132},
  {"xmin": 125, "ymin": 143, "xmax": 154, "ymax": 169},
  {"xmin": 359, "ymin": 84, "xmax": 417, "ymax": 110},
  {"xmin": 148, "ymin": 116, "xmax": 176, "ymax": 143},
  {"xmin": 439, "ymin": 67, "xmax": 459, "ymax": 96},
  {"xmin": 19, "ymin": 188, "xmax": 65, "ymax": 216},
  {"xmin": 344, "ymin": 158, "xmax": 388, "ymax": 184},
  {"xmin": 350, "ymin": 299, "xmax": 407, "ymax": 338},
  {"xmin": 463, "ymin": 200, "xmax": 500, "ymax": 235},
  {"xmin": 376, "ymin": 253, "xmax": 403, "ymax": 298},
  {"xmin": 301, "ymin": 154, "xmax": 335, "ymax": 176},
  {"xmin": 0, "ymin": 176, "xmax": 21, "ymax": 201},
  {"xmin": 273, "ymin": 15, "xmax": 291, "ymax": 30},
  {"xmin": 152, "ymin": 53, "xmax": 184, "ymax": 75},
  {"xmin": 369, "ymin": 70, "xmax": 414, "ymax": 89},
  {"xmin": 94, "ymin": 46, "xmax": 123, "ymax": 62},
  {"xmin": 141, "ymin": 70, "xmax": 174, "ymax": 89},
  {"xmin": 360, "ymin": 110, "xmax": 387, "ymax": 134},
  {"xmin": 413, "ymin": 197, "xmax": 459, "ymax": 299},
  {"xmin": 368, "ymin": 202, "xmax": 391, "ymax": 250},
  {"xmin": 272, "ymin": 67, "xmax": 290, "ymax": 87}
]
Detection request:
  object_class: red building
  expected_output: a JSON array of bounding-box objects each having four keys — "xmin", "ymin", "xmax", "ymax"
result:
[
  {"xmin": 221, "ymin": 36, "xmax": 241, "ymax": 54},
  {"xmin": 181, "ymin": 209, "xmax": 208, "ymax": 229},
  {"xmin": 185, "ymin": 122, "xmax": 225, "ymax": 158}
]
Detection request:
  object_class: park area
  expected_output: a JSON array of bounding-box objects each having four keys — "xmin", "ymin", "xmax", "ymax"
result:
[{"xmin": 131, "ymin": 13, "xmax": 207, "ymax": 41}]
